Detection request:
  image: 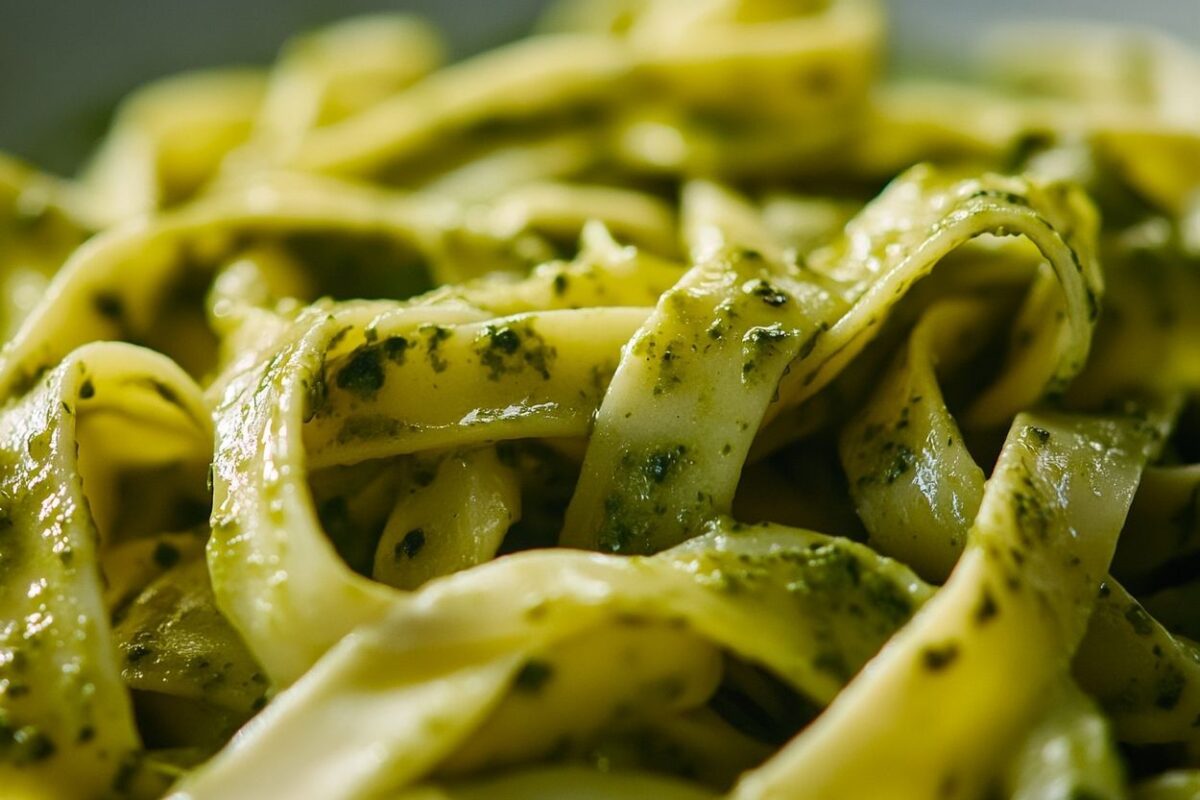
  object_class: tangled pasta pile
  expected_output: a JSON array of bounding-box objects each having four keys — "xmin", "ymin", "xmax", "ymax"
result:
[{"xmin": 5, "ymin": 1, "xmax": 1200, "ymax": 797}]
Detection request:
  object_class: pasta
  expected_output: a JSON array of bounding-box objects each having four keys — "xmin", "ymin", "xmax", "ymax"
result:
[{"xmin": 4, "ymin": 1, "xmax": 1200, "ymax": 797}]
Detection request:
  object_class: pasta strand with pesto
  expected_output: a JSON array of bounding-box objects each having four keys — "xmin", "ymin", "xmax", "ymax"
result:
[{"xmin": 2, "ymin": 2, "xmax": 1200, "ymax": 799}]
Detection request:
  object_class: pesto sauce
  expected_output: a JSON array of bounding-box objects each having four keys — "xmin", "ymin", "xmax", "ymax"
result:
[
  {"xmin": 473, "ymin": 321, "xmax": 557, "ymax": 381},
  {"xmin": 394, "ymin": 528, "xmax": 426, "ymax": 561},
  {"xmin": 882, "ymin": 445, "xmax": 915, "ymax": 485},
  {"xmin": 513, "ymin": 660, "xmax": 554, "ymax": 693},
  {"xmin": 745, "ymin": 278, "xmax": 790, "ymax": 308},
  {"xmin": 741, "ymin": 324, "xmax": 795, "ymax": 383},
  {"xmin": 921, "ymin": 642, "xmax": 960, "ymax": 672},
  {"xmin": 1154, "ymin": 664, "xmax": 1186, "ymax": 710},
  {"xmin": 974, "ymin": 588, "xmax": 999, "ymax": 625},
  {"xmin": 152, "ymin": 542, "xmax": 180, "ymax": 569},
  {"xmin": 335, "ymin": 347, "xmax": 385, "ymax": 398},
  {"xmin": 1125, "ymin": 603, "xmax": 1155, "ymax": 637},
  {"xmin": 92, "ymin": 292, "xmax": 125, "ymax": 322},
  {"xmin": 420, "ymin": 325, "xmax": 452, "ymax": 373},
  {"xmin": 0, "ymin": 714, "xmax": 56, "ymax": 765},
  {"xmin": 595, "ymin": 444, "xmax": 705, "ymax": 554}
]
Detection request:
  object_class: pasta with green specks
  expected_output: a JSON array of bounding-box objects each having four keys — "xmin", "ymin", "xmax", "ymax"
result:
[{"xmin": 4, "ymin": 1, "xmax": 1200, "ymax": 798}]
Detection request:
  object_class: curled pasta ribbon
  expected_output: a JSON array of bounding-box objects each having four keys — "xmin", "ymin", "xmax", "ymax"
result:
[
  {"xmin": 287, "ymin": 0, "xmax": 881, "ymax": 180},
  {"xmin": 174, "ymin": 521, "xmax": 930, "ymax": 800},
  {"xmin": 5, "ymin": 2, "xmax": 1200, "ymax": 797},
  {"xmin": 739, "ymin": 410, "xmax": 1162, "ymax": 800},
  {"xmin": 565, "ymin": 165, "xmax": 1101, "ymax": 555},
  {"xmin": 0, "ymin": 343, "xmax": 209, "ymax": 796}
]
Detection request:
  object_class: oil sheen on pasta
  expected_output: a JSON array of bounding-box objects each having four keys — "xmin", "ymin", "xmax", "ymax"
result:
[{"xmin": 3, "ymin": 2, "xmax": 1200, "ymax": 799}]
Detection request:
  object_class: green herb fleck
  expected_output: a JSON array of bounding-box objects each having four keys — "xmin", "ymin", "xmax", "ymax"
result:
[
  {"xmin": 422, "ymin": 325, "xmax": 452, "ymax": 373},
  {"xmin": 10, "ymin": 726, "xmax": 56, "ymax": 764},
  {"xmin": 974, "ymin": 588, "xmax": 998, "ymax": 625},
  {"xmin": 883, "ymin": 445, "xmax": 915, "ymax": 484},
  {"xmin": 93, "ymin": 292, "xmax": 125, "ymax": 321},
  {"xmin": 747, "ymin": 279, "xmax": 788, "ymax": 307},
  {"xmin": 921, "ymin": 642, "xmax": 959, "ymax": 671},
  {"xmin": 745, "ymin": 324, "xmax": 790, "ymax": 346},
  {"xmin": 514, "ymin": 659, "xmax": 554, "ymax": 693},
  {"xmin": 1027, "ymin": 426, "xmax": 1051, "ymax": 445},
  {"xmin": 1125, "ymin": 603, "xmax": 1155, "ymax": 636},
  {"xmin": 489, "ymin": 326, "xmax": 521, "ymax": 354},
  {"xmin": 1155, "ymin": 665, "xmax": 1186, "ymax": 710},
  {"xmin": 813, "ymin": 651, "xmax": 850, "ymax": 681},
  {"xmin": 336, "ymin": 347, "xmax": 385, "ymax": 397},
  {"xmin": 126, "ymin": 643, "xmax": 153, "ymax": 664},
  {"xmin": 395, "ymin": 528, "xmax": 426, "ymax": 560},
  {"xmin": 152, "ymin": 542, "xmax": 180, "ymax": 570},
  {"xmin": 645, "ymin": 445, "xmax": 687, "ymax": 483},
  {"xmin": 384, "ymin": 336, "xmax": 409, "ymax": 364}
]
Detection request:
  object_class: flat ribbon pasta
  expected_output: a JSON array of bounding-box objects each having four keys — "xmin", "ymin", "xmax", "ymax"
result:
[
  {"xmin": 564, "ymin": 164, "xmax": 1101, "ymax": 554},
  {"xmin": 172, "ymin": 521, "xmax": 929, "ymax": 800},
  {"xmin": 3, "ymin": 2, "xmax": 1200, "ymax": 798},
  {"xmin": 0, "ymin": 343, "xmax": 209, "ymax": 797}
]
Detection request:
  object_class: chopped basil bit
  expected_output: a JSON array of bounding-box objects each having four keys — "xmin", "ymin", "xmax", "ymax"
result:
[
  {"xmin": 883, "ymin": 445, "xmax": 915, "ymax": 484},
  {"xmin": 974, "ymin": 589, "xmax": 998, "ymax": 625},
  {"xmin": 336, "ymin": 347, "xmax": 385, "ymax": 398},
  {"xmin": 1026, "ymin": 426, "xmax": 1052, "ymax": 445},
  {"xmin": 152, "ymin": 542, "xmax": 181, "ymax": 570},
  {"xmin": 513, "ymin": 659, "xmax": 554, "ymax": 693},
  {"xmin": 921, "ymin": 642, "xmax": 960, "ymax": 671},
  {"xmin": 395, "ymin": 528, "xmax": 427, "ymax": 561},
  {"xmin": 1125, "ymin": 603, "xmax": 1155, "ymax": 636},
  {"xmin": 92, "ymin": 291, "xmax": 125, "ymax": 320}
]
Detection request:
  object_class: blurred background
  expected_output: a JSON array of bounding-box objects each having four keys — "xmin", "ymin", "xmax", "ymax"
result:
[{"xmin": 0, "ymin": 0, "xmax": 1195, "ymax": 175}]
